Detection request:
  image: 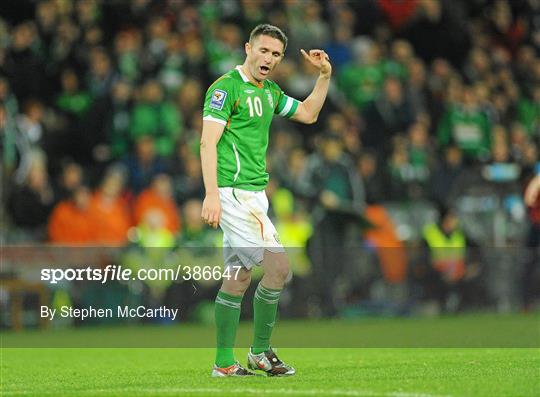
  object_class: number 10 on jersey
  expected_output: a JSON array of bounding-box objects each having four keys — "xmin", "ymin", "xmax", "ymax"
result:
[{"xmin": 246, "ymin": 96, "xmax": 263, "ymax": 117}]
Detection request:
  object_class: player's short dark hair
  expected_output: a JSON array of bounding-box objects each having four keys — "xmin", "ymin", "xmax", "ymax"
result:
[{"xmin": 249, "ymin": 24, "xmax": 288, "ymax": 52}]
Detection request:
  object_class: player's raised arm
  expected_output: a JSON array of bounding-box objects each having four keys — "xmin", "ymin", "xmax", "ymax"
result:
[
  {"xmin": 200, "ymin": 120, "xmax": 225, "ymax": 228},
  {"xmin": 290, "ymin": 49, "xmax": 332, "ymax": 125}
]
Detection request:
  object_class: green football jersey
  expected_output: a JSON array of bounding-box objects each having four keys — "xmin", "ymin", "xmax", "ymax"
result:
[{"xmin": 203, "ymin": 66, "xmax": 299, "ymax": 191}]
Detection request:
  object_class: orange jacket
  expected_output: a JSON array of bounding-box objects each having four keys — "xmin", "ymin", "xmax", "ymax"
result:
[
  {"xmin": 133, "ymin": 188, "xmax": 181, "ymax": 233},
  {"xmin": 48, "ymin": 201, "xmax": 96, "ymax": 244},
  {"xmin": 88, "ymin": 192, "xmax": 132, "ymax": 245},
  {"xmin": 364, "ymin": 205, "xmax": 408, "ymax": 283}
]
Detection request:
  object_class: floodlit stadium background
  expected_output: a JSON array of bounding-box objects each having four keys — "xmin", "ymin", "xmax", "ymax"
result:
[{"xmin": 0, "ymin": 0, "xmax": 539, "ymax": 333}]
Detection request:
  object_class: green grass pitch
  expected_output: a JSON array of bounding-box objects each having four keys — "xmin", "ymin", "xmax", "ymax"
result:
[{"xmin": 1, "ymin": 315, "xmax": 539, "ymax": 397}]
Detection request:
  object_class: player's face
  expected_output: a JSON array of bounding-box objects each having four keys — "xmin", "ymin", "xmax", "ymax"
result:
[{"xmin": 245, "ymin": 35, "xmax": 284, "ymax": 82}]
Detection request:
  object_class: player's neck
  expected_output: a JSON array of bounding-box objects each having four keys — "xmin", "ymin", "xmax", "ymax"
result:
[{"xmin": 240, "ymin": 64, "xmax": 263, "ymax": 87}]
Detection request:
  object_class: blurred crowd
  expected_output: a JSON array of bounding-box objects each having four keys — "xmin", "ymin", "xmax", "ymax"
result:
[{"xmin": 1, "ymin": 0, "xmax": 539, "ymax": 313}]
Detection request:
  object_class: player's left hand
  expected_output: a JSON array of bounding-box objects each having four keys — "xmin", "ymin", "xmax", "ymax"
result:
[{"xmin": 300, "ymin": 49, "xmax": 332, "ymax": 77}]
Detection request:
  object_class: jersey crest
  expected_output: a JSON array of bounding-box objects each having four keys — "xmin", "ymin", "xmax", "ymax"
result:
[{"xmin": 265, "ymin": 89, "xmax": 274, "ymax": 108}]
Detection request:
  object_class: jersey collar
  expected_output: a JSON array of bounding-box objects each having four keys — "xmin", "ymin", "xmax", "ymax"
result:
[
  {"xmin": 235, "ymin": 65, "xmax": 250, "ymax": 82},
  {"xmin": 236, "ymin": 65, "xmax": 264, "ymax": 88}
]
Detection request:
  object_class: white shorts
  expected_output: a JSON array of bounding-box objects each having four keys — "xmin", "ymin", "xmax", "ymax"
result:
[{"xmin": 219, "ymin": 187, "xmax": 284, "ymax": 269}]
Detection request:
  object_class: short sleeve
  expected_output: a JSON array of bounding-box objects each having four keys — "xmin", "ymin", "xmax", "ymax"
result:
[
  {"xmin": 275, "ymin": 90, "xmax": 300, "ymax": 119},
  {"xmin": 203, "ymin": 77, "xmax": 235, "ymax": 126}
]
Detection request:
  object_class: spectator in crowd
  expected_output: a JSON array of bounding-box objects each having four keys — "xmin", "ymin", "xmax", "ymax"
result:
[
  {"xmin": 406, "ymin": 57, "xmax": 430, "ymax": 116},
  {"xmin": 173, "ymin": 154, "xmax": 204, "ymax": 205},
  {"xmin": 338, "ymin": 40, "xmax": 385, "ymax": 111},
  {"xmin": 143, "ymin": 16, "xmax": 170, "ymax": 76},
  {"xmin": 305, "ymin": 133, "xmax": 365, "ymax": 316},
  {"xmin": 388, "ymin": 39, "xmax": 414, "ymax": 80},
  {"xmin": 418, "ymin": 206, "xmax": 482, "ymax": 312},
  {"xmin": 3, "ymin": 22, "xmax": 47, "ymax": 102},
  {"xmin": 363, "ymin": 202, "xmax": 407, "ymax": 285},
  {"xmin": 158, "ymin": 32, "xmax": 184, "ymax": 95},
  {"xmin": 205, "ymin": 23, "xmax": 244, "ymax": 79},
  {"xmin": 177, "ymin": 199, "xmax": 218, "ymax": 247},
  {"xmin": 362, "ymin": 76, "xmax": 417, "ymax": 151},
  {"xmin": 55, "ymin": 69, "xmax": 93, "ymax": 161},
  {"xmin": 399, "ymin": 0, "xmax": 470, "ymax": 67},
  {"xmin": 490, "ymin": 134, "xmax": 512, "ymax": 164},
  {"xmin": 323, "ymin": 25, "xmax": 354, "ymax": 72},
  {"xmin": 377, "ymin": 0, "xmax": 420, "ymax": 32},
  {"xmin": 427, "ymin": 58, "xmax": 455, "ymax": 125},
  {"xmin": 133, "ymin": 208, "xmax": 175, "ymax": 248},
  {"xmin": 54, "ymin": 159, "xmax": 83, "ymax": 201},
  {"xmin": 124, "ymin": 135, "xmax": 168, "ymax": 195},
  {"xmin": 105, "ymin": 79, "xmax": 134, "ymax": 160},
  {"xmin": 437, "ymin": 85, "xmax": 492, "ymax": 162},
  {"xmin": 88, "ymin": 166, "xmax": 131, "ymax": 245},
  {"xmin": 509, "ymin": 123, "xmax": 530, "ymax": 163},
  {"xmin": 14, "ymin": 99, "xmax": 46, "ymax": 183},
  {"xmin": 1, "ymin": 78, "xmax": 20, "ymax": 173},
  {"xmin": 305, "ymin": 133, "xmax": 365, "ymax": 216},
  {"xmin": 7, "ymin": 151, "xmax": 55, "ymax": 241},
  {"xmin": 271, "ymin": 187, "xmax": 312, "ymax": 276},
  {"xmin": 182, "ymin": 35, "xmax": 208, "ymax": 81},
  {"xmin": 176, "ymin": 79, "xmax": 203, "ymax": 129},
  {"xmin": 133, "ymin": 173, "xmax": 181, "ymax": 234},
  {"xmin": 48, "ymin": 184, "xmax": 95, "ymax": 244},
  {"xmin": 35, "ymin": 0, "xmax": 58, "ymax": 55},
  {"xmin": 86, "ymin": 47, "xmax": 116, "ymax": 99},
  {"xmin": 288, "ymin": 0, "xmax": 330, "ymax": 57},
  {"xmin": 407, "ymin": 120, "xmax": 433, "ymax": 196},
  {"xmin": 386, "ymin": 136, "xmax": 413, "ymax": 200},
  {"xmin": 325, "ymin": 112, "xmax": 361, "ymax": 157},
  {"xmin": 56, "ymin": 68, "xmax": 92, "ymax": 120},
  {"xmin": 521, "ymin": 142, "xmax": 539, "ymax": 172},
  {"xmin": 279, "ymin": 147, "xmax": 311, "ymax": 199},
  {"xmin": 517, "ymin": 86, "xmax": 539, "ymax": 137},
  {"xmin": 357, "ymin": 150, "xmax": 387, "ymax": 204},
  {"xmin": 385, "ymin": 129, "xmax": 434, "ymax": 201},
  {"xmin": 130, "ymin": 79, "xmax": 182, "ymax": 157},
  {"xmin": 114, "ymin": 29, "xmax": 143, "ymax": 83},
  {"xmin": 429, "ymin": 145, "xmax": 466, "ymax": 206},
  {"xmin": 267, "ymin": 128, "xmax": 300, "ymax": 187}
]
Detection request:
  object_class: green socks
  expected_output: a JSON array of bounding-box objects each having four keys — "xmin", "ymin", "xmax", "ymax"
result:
[
  {"xmin": 215, "ymin": 290, "xmax": 242, "ymax": 367},
  {"xmin": 214, "ymin": 283, "xmax": 282, "ymax": 367},
  {"xmin": 252, "ymin": 282, "xmax": 282, "ymax": 354}
]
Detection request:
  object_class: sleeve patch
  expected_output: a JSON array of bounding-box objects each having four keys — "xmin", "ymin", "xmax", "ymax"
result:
[{"xmin": 209, "ymin": 89, "xmax": 228, "ymax": 110}]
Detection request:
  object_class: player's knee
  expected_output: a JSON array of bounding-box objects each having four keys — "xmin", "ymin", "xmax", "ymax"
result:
[
  {"xmin": 236, "ymin": 271, "xmax": 252, "ymax": 290},
  {"xmin": 221, "ymin": 270, "xmax": 251, "ymax": 296},
  {"xmin": 221, "ymin": 280, "xmax": 249, "ymax": 296},
  {"xmin": 269, "ymin": 257, "xmax": 290, "ymax": 284}
]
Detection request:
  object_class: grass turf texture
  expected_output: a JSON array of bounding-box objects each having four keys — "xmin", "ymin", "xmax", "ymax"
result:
[
  {"xmin": 1, "ymin": 315, "xmax": 539, "ymax": 396},
  {"xmin": 2, "ymin": 348, "xmax": 538, "ymax": 397}
]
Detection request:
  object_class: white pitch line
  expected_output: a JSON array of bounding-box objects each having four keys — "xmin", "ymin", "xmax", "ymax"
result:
[{"xmin": 0, "ymin": 387, "xmax": 451, "ymax": 397}]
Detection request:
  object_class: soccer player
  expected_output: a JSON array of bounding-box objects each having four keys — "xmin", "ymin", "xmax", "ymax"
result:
[{"xmin": 200, "ymin": 24, "xmax": 331, "ymax": 377}]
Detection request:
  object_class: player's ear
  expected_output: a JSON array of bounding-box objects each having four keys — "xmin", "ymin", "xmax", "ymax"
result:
[{"xmin": 245, "ymin": 42, "xmax": 251, "ymax": 55}]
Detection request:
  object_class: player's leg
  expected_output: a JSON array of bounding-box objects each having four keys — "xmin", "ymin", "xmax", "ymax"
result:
[
  {"xmin": 214, "ymin": 266, "xmax": 251, "ymax": 368},
  {"xmin": 253, "ymin": 250, "xmax": 289, "ymax": 353},
  {"xmin": 248, "ymin": 250, "xmax": 295, "ymax": 376},
  {"xmin": 212, "ymin": 187, "xmax": 264, "ymax": 376}
]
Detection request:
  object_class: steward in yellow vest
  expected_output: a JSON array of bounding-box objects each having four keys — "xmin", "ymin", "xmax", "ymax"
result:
[{"xmin": 422, "ymin": 208, "xmax": 466, "ymax": 282}]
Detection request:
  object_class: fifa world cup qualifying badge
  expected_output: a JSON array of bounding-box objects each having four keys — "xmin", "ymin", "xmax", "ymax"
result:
[{"xmin": 210, "ymin": 89, "xmax": 227, "ymax": 110}]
